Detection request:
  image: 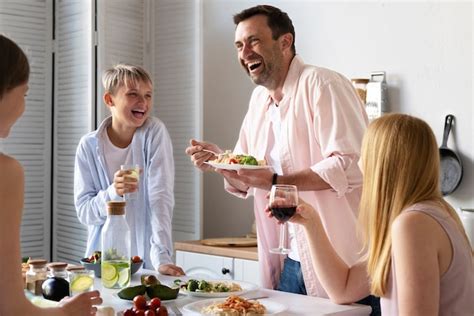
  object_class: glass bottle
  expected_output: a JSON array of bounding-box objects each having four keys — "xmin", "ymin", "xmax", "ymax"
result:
[
  {"xmin": 26, "ymin": 259, "xmax": 48, "ymax": 295},
  {"xmin": 42, "ymin": 262, "xmax": 70, "ymax": 302},
  {"xmin": 101, "ymin": 201, "xmax": 131, "ymax": 289}
]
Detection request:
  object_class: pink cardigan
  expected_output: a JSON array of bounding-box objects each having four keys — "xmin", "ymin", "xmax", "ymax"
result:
[{"xmin": 225, "ymin": 56, "xmax": 369, "ymax": 297}]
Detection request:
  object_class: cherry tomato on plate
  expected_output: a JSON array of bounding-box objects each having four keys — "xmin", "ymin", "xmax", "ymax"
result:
[
  {"xmin": 149, "ymin": 297, "xmax": 161, "ymax": 310},
  {"xmin": 156, "ymin": 306, "xmax": 168, "ymax": 316},
  {"xmin": 123, "ymin": 309, "xmax": 134, "ymax": 316},
  {"xmin": 133, "ymin": 295, "xmax": 147, "ymax": 310}
]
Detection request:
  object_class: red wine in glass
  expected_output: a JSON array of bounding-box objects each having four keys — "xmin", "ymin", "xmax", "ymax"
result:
[
  {"xmin": 269, "ymin": 184, "xmax": 298, "ymax": 255},
  {"xmin": 270, "ymin": 206, "xmax": 297, "ymax": 222}
]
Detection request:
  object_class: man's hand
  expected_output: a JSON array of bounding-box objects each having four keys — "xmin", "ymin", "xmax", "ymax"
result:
[
  {"xmin": 185, "ymin": 139, "xmax": 222, "ymax": 172},
  {"xmin": 158, "ymin": 263, "xmax": 185, "ymax": 276},
  {"xmin": 217, "ymin": 168, "xmax": 274, "ymax": 190}
]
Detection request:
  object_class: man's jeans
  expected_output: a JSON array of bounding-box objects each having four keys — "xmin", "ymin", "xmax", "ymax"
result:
[{"xmin": 276, "ymin": 257, "xmax": 307, "ymax": 295}]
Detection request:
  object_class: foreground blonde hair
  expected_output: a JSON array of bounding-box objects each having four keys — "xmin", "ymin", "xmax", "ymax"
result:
[{"xmin": 358, "ymin": 113, "xmax": 469, "ymax": 297}]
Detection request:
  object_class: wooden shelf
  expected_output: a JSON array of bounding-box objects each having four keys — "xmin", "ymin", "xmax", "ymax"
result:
[{"xmin": 174, "ymin": 240, "xmax": 258, "ymax": 261}]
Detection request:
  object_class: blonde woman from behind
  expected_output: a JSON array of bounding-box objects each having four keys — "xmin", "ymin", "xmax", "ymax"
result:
[{"xmin": 280, "ymin": 113, "xmax": 473, "ymax": 315}]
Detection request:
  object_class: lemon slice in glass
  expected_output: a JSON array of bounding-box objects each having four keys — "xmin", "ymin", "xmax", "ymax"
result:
[
  {"xmin": 102, "ymin": 262, "xmax": 118, "ymax": 287},
  {"xmin": 102, "ymin": 274, "xmax": 118, "ymax": 288},
  {"xmin": 118, "ymin": 268, "xmax": 130, "ymax": 287},
  {"xmin": 129, "ymin": 169, "xmax": 139, "ymax": 180},
  {"xmin": 70, "ymin": 276, "xmax": 94, "ymax": 292},
  {"xmin": 102, "ymin": 262, "xmax": 117, "ymax": 280}
]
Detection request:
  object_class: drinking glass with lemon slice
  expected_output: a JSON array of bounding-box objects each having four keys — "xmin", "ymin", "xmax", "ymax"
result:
[
  {"xmin": 67, "ymin": 266, "xmax": 95, "ymax": 295},
  {"xmin": 120, "ymin": 164, "xmax": 140, "ymax": 200}
]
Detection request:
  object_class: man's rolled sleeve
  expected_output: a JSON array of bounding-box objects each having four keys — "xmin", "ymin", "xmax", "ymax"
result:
[{"xmin": 311, "ymin": 155, "xmax": 359, "ymax": 197}]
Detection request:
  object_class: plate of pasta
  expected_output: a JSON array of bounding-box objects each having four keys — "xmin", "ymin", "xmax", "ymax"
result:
[
  {"xmin": 183, "ymin": 295, "xmax": 287, "ymax": 315},
  {"xmin": 205, "ymin": 151, "xmax": 269, "ymax": 170},
  {"xmin": 206, "ymin": 161, "xmax": 271, "ymax": 171},
  {"xmin": 175, "ymin": 279, "xmax": 258, "ymax": 298}
]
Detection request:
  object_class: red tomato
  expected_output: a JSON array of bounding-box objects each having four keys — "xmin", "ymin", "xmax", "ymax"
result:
[
  {"xmin": 133, "ymin": 295, "xmax": 147, "ymax": 310},
  {"xmin": 132, "ymin": 255, "xmax": 142, "ymax": 263},
  {"xmin": 229, "ymin": 158, "xmax": 238, "ymax": 164},
  {"xmin": 135, "ymin": 311, "xmax": 145, "ymax": 316},
  {"xmin": 123, "ymin": 309, "xmax": 134, "ymax": 316},
  {"xmin": 156, "ymin": 306, "xmax": 168, "ymax": 316},
  {"xmin": 144, "ymin": 310, "xmax": 156, "ymax": 316},
  {"xmin": 149, "ymin": 297, "xmax": 161, "ymax": 310}
]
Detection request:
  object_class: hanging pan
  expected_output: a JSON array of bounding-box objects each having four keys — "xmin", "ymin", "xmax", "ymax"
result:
[{"xmin": 439, "ymin": 114, "xmax": 463, "ymax": 196}]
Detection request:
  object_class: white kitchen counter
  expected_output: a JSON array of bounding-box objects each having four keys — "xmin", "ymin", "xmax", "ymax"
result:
[{"xmin": 97, "ymin": 269, "xmax": 371, "ymax": 316}]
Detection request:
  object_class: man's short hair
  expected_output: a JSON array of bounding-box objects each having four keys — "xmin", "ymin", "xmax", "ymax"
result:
[{"xmin": 233, "ymin": 5, "xmax": 296, "ymax": 54}]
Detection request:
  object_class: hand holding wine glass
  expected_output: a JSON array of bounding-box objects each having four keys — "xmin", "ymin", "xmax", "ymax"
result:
[{"xmin": 269, "ymin": 184, "xmax": 298, "ymax": 254}]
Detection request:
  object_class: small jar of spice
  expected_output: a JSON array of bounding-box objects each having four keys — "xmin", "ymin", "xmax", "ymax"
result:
[
  {"xmin": 26, "ymin": 259, "xmax": 48, "ymax": 295},
  {"xmin": 351, "ymin": 78, "xmax": 369, "ymax": 104}
]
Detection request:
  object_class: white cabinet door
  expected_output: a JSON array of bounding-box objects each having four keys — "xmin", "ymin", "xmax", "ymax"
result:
[
  {"xmin": 176, "ymin": 251, "xmax": 233, "ymax": 280},
  {"xmin": 234, "ymin": 258, "xmax": 261, "ymax": 286}
]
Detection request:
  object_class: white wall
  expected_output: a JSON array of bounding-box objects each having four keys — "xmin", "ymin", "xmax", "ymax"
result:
[{"xmin": 202, "ymin": 0, "xmax": 473, "ymax": 237}]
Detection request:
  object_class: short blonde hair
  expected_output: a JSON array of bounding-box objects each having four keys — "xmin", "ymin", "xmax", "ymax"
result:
[
  {"xmin": 102, "ymin": 64, "xmax": 152, "ymax": 95},
  {"xmin": 358, "ymin": 113, "xmax": 469, "ymax": 296}
]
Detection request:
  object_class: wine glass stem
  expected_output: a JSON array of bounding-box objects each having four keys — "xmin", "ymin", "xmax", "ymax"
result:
[{"xmin": 279, "ymin": 223, "xmax": 287, "ymax": 250}]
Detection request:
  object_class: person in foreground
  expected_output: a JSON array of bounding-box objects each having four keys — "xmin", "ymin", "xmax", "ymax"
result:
[
  {"xmin": 0, "ymin": 34, "xmax": 102, "ymax": 315},
  {"xmin": 74, "ymin": 64, "xmax": 184, "ymax": 276},
  {"xmin": 186, "ymin": 4, "xmax": 379, "ymax": 313},
  {"xmin": 281, "ymin": 113, "xmax": 474, "ymax": 315}
]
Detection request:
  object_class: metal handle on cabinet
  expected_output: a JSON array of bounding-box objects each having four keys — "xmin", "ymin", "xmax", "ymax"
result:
[{"xmin": 221, "ymin": 267, "xmax": 230, "ymax": 275}]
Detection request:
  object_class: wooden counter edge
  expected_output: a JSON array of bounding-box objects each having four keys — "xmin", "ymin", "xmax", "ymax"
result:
[{"xmin": 174, "ymin": 240, "xmax": 258, "ymax": 261}]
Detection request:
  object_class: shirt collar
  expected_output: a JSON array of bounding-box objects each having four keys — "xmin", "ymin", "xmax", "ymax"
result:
[{"xmin": 263, "ymin": 55, "xmax": 305, "ymax": 111}]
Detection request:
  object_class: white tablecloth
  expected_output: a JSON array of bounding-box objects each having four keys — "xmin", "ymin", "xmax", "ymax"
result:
[{"xmin": 97, "ymin": 269, "xmax": 371, "ymax": 316}]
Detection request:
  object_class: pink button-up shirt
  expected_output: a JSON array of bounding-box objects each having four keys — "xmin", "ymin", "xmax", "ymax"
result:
[{"xmin": 225, "ymin": 55, "xmax": 369, "ymax": 297}]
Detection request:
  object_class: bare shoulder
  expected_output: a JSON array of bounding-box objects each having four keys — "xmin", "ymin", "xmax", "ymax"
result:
[
  {"xmin": 0, "ymin": 154, "xmax": 24, "ymax": 188},
  {"xmin": 393, "ymin": 211, "xmax": 439, "ymax": 236},
  {"xmin": 392, "ymin": 210, "xmax": 444, "ymax": 250}
]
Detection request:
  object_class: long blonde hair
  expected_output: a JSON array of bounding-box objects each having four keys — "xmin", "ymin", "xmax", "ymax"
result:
[{"xmin": 358, "ymin": 113, "xmax": 469, "ymax": 296}]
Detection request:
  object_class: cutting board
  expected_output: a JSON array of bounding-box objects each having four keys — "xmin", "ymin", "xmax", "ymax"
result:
[{"xmin": 200, "ymin": 237, "xmax": 257, "ymax": 247}]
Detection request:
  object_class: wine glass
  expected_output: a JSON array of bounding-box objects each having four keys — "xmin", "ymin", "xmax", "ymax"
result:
[{"xmin": 269, "ymin": 184, "xmax": 298, "ymax": 255}]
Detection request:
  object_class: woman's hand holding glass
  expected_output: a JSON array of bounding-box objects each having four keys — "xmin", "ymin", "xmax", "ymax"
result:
[{"xmin": 267, "ymin": 185, "xmax": 298, "ymax": 254}]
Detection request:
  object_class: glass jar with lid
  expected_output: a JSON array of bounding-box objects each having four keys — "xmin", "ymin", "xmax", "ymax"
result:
[
  {"xmin": 351, "ymin": 78, "xmax": 369, "ymax": 104},
  {"xmin": 26, "ymin": 259, "xmax": 48, "ymax": 295},
  {"xmin": 67, "ymin": 265, "xmax": 95, "ymax": 295},
  {"xmin": 42, "ymin": 262, "xmax": 70, "ymax": 301}
]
